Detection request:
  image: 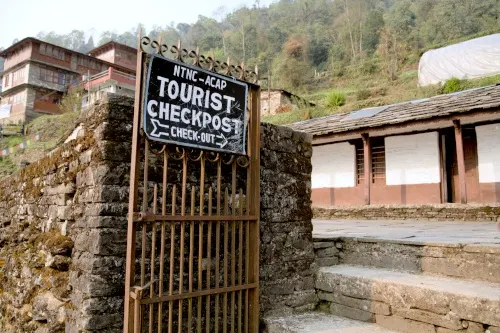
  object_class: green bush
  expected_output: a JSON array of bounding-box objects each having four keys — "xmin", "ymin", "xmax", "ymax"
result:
[
  {"xmin": 441, "ymin": 77, "xmax": 462, "ymax": 94},
  {"xmin": 326, "ymin": 90, "xmax": 346, "ymax": 107},
  {"xmin": 356, "ymin": 89, "xmax": 371, "ymax": 101},
  {"xmin": 360, "ymin": 60, "xmax": 379, "ymax": 75}
]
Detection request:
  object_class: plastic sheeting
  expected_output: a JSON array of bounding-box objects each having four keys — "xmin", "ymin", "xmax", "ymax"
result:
[{"xmin": 418, "ymin": 34, "xmax": 500, "ymax": 87}]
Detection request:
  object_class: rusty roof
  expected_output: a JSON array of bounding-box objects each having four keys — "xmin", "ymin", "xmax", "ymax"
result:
[{"xmin": 291, "ymin": 84, "xmax": 500, "ymax": 136}]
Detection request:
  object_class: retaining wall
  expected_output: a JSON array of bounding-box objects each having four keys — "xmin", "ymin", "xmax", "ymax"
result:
[
  {"xmin": 0, "ymin": 94, "xmax": 316, "ymax": 332},
  {"xmin": 313, "ymin": 204, "xmax": 500, "ymax": 222}
]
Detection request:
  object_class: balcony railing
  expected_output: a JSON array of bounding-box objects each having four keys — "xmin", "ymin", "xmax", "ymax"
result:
[{"xmin": 83, "ymin": 67, "xmax": 136, "ymax": 90}]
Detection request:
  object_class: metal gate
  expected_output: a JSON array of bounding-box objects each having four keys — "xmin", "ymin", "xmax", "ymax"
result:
[{"xmin": 123, "ymin": 37, "xmax": 261, "ymax": 333}]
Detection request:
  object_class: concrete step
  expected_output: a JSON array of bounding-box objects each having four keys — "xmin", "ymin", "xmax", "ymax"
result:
[
  {"xmin": 264, "ymin": 312, "xmax": 399, "ymax": 333},
  {"xmin": 314, "ymin": 236, "xmax": 500, "ymax": 283},
  {"xmin": 316, "ymin": 264, "xmax": 500, "ymax": 333}
]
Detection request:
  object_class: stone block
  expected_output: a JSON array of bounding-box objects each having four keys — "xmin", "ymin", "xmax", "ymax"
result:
[
  {"xmin": 32, "ymin": 292, "xmax": 66, "ymax": 326},
  {"xmin": 316, "ymin": 247, "xmax": 339, "ymax": 258},
  {"xmin": 487, "ymin": 327, "xmax": 500, "ymax": 333},
  {"xmin": 394, "ymin": 308, "xmax": 463, "ymax": 330},
  {"xmin": 73, "ymin": 228, "xmax": 127, "ymax": 256},
  {"xmin": 467, "ymin": 322, "xmax": 485, "ymax": 333},
  {"xmin": 330, "ymin": 303, "xmax": 374, "ymax": 322},
  {"xmin": 314, "ymin": 242, "xmax": 336, "ymax": 249},
  {"xmin": 335, "ymin": 295, "xmax": 391, "ymax": 316},
  {"xmin": 421, "ymin": 256, "xmax": 500, "ymax": 283},
  {"xmin": 318, "ymin": 291, "xmax": 336, "ymax": 302},
  {"xmin": 44, "ymin": 183, "xmax": 76, "ymax": 196},
  {"xmin": 437, "ymin": 328, "xmax": 465, "ymax": 333},
  {"xmin": 284, "ymin": 290, "xmax": 318, "ymax": 308},
  {"xmin": 82, "ymin": 313, "xmax": 123, "ymax": 330},
  {"xmin": 451, "ymin": 298, "xmax": 500, "ymax": 327},
  {"xmin": 316, "ymin": 257, "xmax": 339, "ymax": 266},
  {"xmin": 376, "ymin": 314, "xmax": 436, "ymax": 333},
  {"xmin": 263, "ymin": 280, "xmax": 296, "ymax": 295}
]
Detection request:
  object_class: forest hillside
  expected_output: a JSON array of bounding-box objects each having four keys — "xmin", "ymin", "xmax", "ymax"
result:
[{"xmin": 3, "ymin": 0, "xmax": 500, "ymax": 124}]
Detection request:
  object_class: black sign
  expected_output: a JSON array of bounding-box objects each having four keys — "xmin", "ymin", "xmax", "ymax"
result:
[{"xmin": 143, "ymin": 55, "xmax": 248, "ymax": 154}]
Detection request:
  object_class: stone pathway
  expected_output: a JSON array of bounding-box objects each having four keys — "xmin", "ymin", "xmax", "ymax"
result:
[
  {"xmin": 313, "ymin": 219, "xmax": 500, "ymax": 245},
  {"xmin": 265, "ymin": 313, "xmax": 399, "ymax": 333}
]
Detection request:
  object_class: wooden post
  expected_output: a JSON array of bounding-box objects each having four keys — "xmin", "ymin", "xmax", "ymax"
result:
[
  {"xmin": 362, "ymin": 133, "xmax": 371, "ymax": 205},
  {"xmin": 453, "ymin": 120, "xmax": 467, "ymax": 204}
]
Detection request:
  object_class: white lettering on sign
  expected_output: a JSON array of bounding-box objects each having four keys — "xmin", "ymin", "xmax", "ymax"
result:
[{"xmin": 144, "ymin": 55, "xmax": 248, "ymax": 154}]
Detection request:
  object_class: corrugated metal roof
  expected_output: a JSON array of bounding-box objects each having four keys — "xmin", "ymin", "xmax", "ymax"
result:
[{"xmin": 291, "ymin": 84, "xmax": 500, "ymax": 136}]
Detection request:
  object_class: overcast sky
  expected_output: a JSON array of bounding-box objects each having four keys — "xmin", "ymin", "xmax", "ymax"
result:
[{"xmin": 1, "ymin": 0, "xmax": 276, "ymax": 49}]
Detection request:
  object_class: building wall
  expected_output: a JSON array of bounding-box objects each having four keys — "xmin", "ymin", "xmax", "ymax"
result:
[
  {"xmin": 28, "ymin": 63, "xmax": 70, "ymax": 92},
  {"xmin": 93, "ymin": 49, "xmax": 115, "ymax": 63},
  {"xmin": 311, "ymin": 132, "xmax": 443, "ymax": 206},
  {"xmin": 114, "ymin": 46, "xmax": 137, "ymax": 71},
  {"xmin": 3, "ymin": 42, "xmax": 32, "ymax": 70},
  {"xmin": 29, "ymin": 40, "xmax": 104, "ymax": 76},
  {"xmin": 25, "ymin": 87, "xmax": 38, "ymax": 122},
  {"xmin": 0, "ymin": 88, "xmax": 29, "ymax": 124},
  {"xmin": 476, "ymin": 123, "xmax": 500, "ymax": 202},
  {"xmin": 1, "ymin": 64, "xmax": 29, "ymax": 93},
  {"xmin": 29, "ymin": 41, "xmax": 73, "ymax": 70},
  {"xmin": 385, "ymin": 132, "xmax": 441, "ymax": 185},
  {"xmin": 261, "ymin": 91, "xmax": 283, "ymax": 116},
  {"xmin": 312, "ymin": 143, "xmax": 356, "ymax": 189}
]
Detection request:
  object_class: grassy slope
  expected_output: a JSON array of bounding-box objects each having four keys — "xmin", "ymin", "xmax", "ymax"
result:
[
  {"xmin": 263, "ymin": 66, "xmax": 500, "ymax": 126},
  {"xmin": 0, "ymin": 112, "xmax": 78, "ymax": 176}
]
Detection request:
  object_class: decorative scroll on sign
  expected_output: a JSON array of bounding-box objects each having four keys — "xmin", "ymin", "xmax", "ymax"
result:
[{"xmin": 143, "ymin": 54, "xmax": 248, "ymax": 155}]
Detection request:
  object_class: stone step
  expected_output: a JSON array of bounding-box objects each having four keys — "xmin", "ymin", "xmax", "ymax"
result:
[
  {"xmin": 316, "ymin": 264, "xmax": 500, "ymax": 333},
  {"xmin": 314, "ymin": 236, "xmax": 500, "ymax": 283},
  {"xmin": 264, "ymin": 312, "xmax": 399, "ymax": 333}
]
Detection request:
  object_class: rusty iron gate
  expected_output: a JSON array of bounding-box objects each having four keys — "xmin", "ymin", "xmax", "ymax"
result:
[{"xmin": 123, "ymin": 37, "xmax": 261, "ymax": 333}]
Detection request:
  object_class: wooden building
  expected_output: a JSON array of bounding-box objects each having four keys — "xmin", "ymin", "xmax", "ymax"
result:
[
  {"xmin": 0, "ymin": 38, "xmax": 136, "ymax": 124},
  {"xmin": 292, "ymin": 85, "xmax": 500, "ymax": 206}
]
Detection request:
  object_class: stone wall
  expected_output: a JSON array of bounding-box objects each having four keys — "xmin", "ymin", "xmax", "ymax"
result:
[
  {"xmin": 0, "ymin": 95, "xmax": 133, "ymax": 332},
  {"xmin": 313, "ymin": 204, "xmax": 500, "ymax": 222},
  {"xmin": 0, "ymin": 95, "xmax": 316, "ymax": 332},
  {"xmin": 260, "ymin": 123, "xmax": 317, "ymax": 316}
]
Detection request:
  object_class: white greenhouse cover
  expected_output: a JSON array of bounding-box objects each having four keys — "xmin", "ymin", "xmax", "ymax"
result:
[{"xmin": 418, "ymin": 34, "xmax": 500, "ymax": 87}]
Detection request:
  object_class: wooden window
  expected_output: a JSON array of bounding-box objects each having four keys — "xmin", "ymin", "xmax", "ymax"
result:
[
  {"xmin": 40, "ymin": 43, "xmax": 65, "ymax": 60},
  {"xmin": 78, "ymin": 56, "xmax": 89, "ymax": 67},
  {"xmin": 40, "ymin": 67, "xmax": 68, "ymax": 85},
  {"xmin": 354, "ymin": 140, "xmax": 364, "ymax": 184},
  {"xmin": 13, "ymin": 67, "xmax": 25, "ymax": 82},
  {"xmin": 371, "ymin": 137, "xmax": 386, "ymax": 183},
  {"xmin": 40, "ymin": 67, "xmax": 57, "ymax": 83},
  {"xmin": 4, "ymin": 73, "xmax": 11, "ymax": 88},
  {"xmin": 12, "ymin": 91, "xmax": 25, "ymax": 104}
]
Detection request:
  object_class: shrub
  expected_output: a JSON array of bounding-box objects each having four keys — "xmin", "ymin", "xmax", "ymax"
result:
[
  {"xmin": 356, "ymin": 88, "xmax": 371, "ymax": 101},
  {"xmin": 360, "ymin": 60, "xmax": 379, "ymax": 75},
  {"xmin": 326, "ymin": 90, "xmax": 346, "ymax": 107},
  {"xmin": 441, "ymin": 77, "xmax": 462, "ymax": 94},
  {"xmin": 372, "ymin": 86, "xmax": 388, "ymax": 97},
  {"xmin": 275, "ymin": 104, "xmax": 293, "ymax": 114}
]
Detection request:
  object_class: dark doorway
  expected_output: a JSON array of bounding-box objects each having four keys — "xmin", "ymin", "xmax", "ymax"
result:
[
  {"xmin": 442, "ymin": 129, "xmax": 457, "ymax": 203},
  {"xmin": 441, "ymin": 127, "xmax": 480, "ymax": 203}
]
